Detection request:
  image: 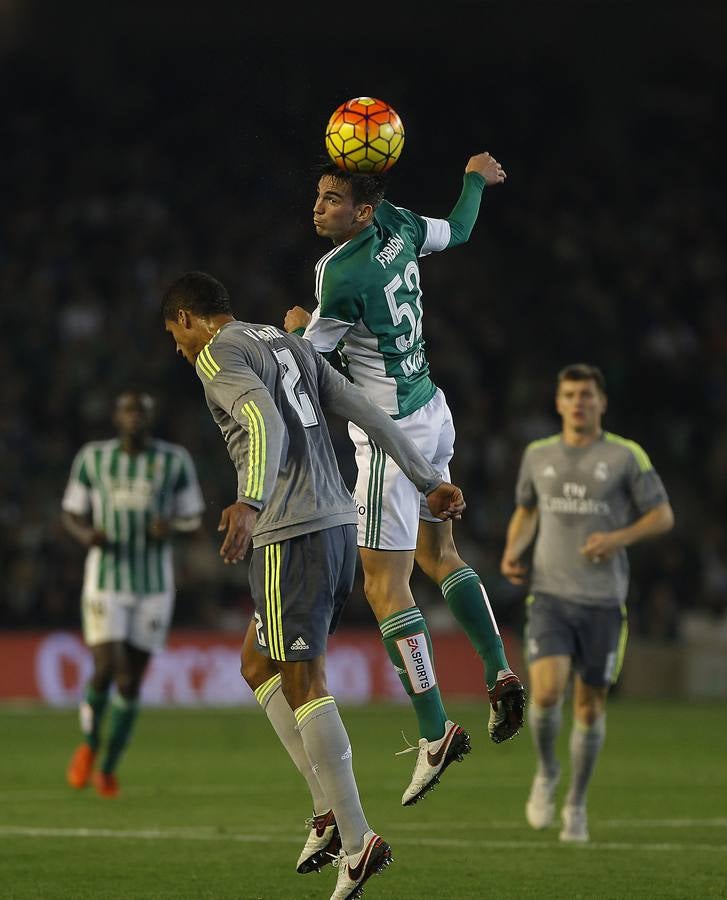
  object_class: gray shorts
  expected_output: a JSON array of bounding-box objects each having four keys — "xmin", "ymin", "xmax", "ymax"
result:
[
  {"xmin": 524, "ymin": 592, "xmax": 628, "ymax": 687},
  {"xmin": 248, "ymin": 524, "xmax": 357, "ymax": 662}
]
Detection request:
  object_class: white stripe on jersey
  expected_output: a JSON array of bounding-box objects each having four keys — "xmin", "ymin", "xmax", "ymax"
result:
[
  {"xmin": 314, "ymin": 243, "xmax": 348, "ymax": 303},
  {"xmin": 117, "ymin": 452, "xmax": 131, "ymax": 593},
  {"xmin": 420, "ymin": 216, "xmax": 451, "ymax": 256}
]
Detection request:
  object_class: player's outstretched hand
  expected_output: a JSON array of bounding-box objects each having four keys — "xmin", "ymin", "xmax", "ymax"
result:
[
  {"xmin": 218, "ymin": 501, "xmax": 259, "ymax": 564},
  {"xmin": 284, "ymin": 306, "xmax": 312, "ymax": 333},
  {"xmin": 466, "ymin": 152, "xmax": 506, "ymax": 186},
  {"xmin": 426, "ymin": 483, "xmax": 466, "ymax": 521}
]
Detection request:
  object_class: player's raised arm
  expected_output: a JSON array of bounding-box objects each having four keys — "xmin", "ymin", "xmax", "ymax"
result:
[
  {"xmin": 415, "ymin": 151, "xmax": 507, "ymax": 256},
  {"xmin": 465, "ymin": 151, "xmax": 507, "ymax": 185}
]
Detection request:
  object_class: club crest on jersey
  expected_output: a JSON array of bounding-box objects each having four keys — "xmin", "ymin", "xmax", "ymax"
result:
[
  {"xmin": 542, "ymin": 465, "xmax": 556, "ymax": 478},
  {"xmin": 594, "ymin": 461, "xmax": 609, "ymax": 481}
]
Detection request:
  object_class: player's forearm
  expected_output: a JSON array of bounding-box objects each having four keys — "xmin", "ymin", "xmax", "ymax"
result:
[
  {"xmin": 446, "ymin": 172, "xmax": 486, "ymax": 246},
  {"xmin": 61, "ymin": 512, "xmax": 99, "ymax": 547},
  {"xmin": 613, "ymin": 503, "xmax": 675, "ymax": 548},
  {"xmin": 232, "ymin": 436, "xmax": 283, "ymax": 509},
  {"xmin": 504, "ymin": 506, "xmax": 538, "ymax": 560},
  {"xmin": 328, "ymin": 381, "xmax": 441, "ymax": 494}
]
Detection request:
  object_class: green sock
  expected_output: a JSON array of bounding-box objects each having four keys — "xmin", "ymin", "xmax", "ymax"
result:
[
  {"xmin": 379, "ymin": 607, "xmax": 447, "ymax": 741},
  {"xmin": 80, "ymin": 685, "xmax": 109, "ymax": 752},
  {"xmin": 441, "ymin": 566, "xmax": 509, "ymax": 688},
  {"xmin": 100, "ymin": 695, "xmax": 140, "ymax": 775}
]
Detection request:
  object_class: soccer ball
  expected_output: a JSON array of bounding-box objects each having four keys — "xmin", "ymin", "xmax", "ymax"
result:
[{"xmin": 325, "ymin": 96, "xmax": 405, "ymax": 174}]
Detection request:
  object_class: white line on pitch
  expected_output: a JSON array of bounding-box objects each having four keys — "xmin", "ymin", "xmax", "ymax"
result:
[
  {"xmin": 1, "ymin": 825, "xmax": 726, "ymax": 853},
  {"xmin": 391, "ymin": 818, "xmax": 727, "ymax": 830}
]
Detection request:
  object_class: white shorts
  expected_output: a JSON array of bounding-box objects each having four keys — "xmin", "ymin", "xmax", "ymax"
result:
[
  {"xmin": 81, "ymin": 591, "xmax": 174, "ymax": 652},
  {"xmin": 348, "ymin": 387, "xmax": 454, "ymax": 551}
]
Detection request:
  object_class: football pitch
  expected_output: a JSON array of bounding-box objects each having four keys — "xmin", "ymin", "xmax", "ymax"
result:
[{"xmin": 1, "ymin": 699, "xmax": 725, "ymax": 899}]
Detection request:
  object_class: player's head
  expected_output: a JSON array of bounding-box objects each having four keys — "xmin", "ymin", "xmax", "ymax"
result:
[
  {"xmin": 313, "ymin": 162, "xmax": 387, "ymax": 245},
  {"xmin": 113, "ymin": 389, "xmax": 155, "ymax": 440},
  {"xmin": 555, "ymin": 363, "xmax": 607, "ymax": 433},
  {"xmin": 161, "ymin": 271, "xmax": 234, "ymax": 365}
]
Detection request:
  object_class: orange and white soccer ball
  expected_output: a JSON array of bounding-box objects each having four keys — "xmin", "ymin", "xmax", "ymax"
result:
[{"xmin": 325, "ymin": 96, "xmax": 405, "ymax": 174}]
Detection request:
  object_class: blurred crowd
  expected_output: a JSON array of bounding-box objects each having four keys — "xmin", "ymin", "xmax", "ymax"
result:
[{"xmin": 1, "ymin": 47, "xmax": 725, "ymax": 645}]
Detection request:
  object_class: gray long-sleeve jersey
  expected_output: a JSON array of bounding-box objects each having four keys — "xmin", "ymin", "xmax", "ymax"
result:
[
  {"xmin": 196, "ymin": 320, "xmax": 443, "ymax": 547},
  {"xmin": 515, "ymin": 432, "xmax": 670, "ymax": 606}
]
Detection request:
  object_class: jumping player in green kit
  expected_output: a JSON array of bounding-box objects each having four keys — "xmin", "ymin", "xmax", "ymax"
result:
[{"xmin": 285, "ymin": 151, "xmax": 525, "ymax": 807}]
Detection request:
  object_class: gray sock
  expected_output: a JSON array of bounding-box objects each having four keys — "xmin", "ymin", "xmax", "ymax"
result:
[
  {"xmin": 565, "ymin": 714, "xmax": 606, "ymax": 808},
  {"xmin": 528, "ymin": 701, "xmax": 563, "ymax": 779},
  {"xmin": 254, "ymin": 674, "xmax": 329, "ymax": 815},
  {"xmin": 295, "ymin": 696, "xmax": 369, "ymax": 855}
]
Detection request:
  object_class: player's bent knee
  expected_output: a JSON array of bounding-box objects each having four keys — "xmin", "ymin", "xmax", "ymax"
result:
[
  {"xmin": 278, "ymin": 660, "xmax": 327, "ymax": 710},
  {"xmin": 419, "ymin": 552, "xmax": 465, "ymax": 584},
  {"xmin": 115, "ymin": 677, "xmax": 142, "ymax": 702},
  {"xmin": 240, "ymin": 654, "xmax": 277, "ymax": 690},
  {"xmin": 575, "ymin": 699, "xmax": 607, "ymax": 725},
  {"xmin": 362, "ymin": 573, "xmax": 414, "ymax": 617},
  {"xmin": 90, "ymin": 669, "xmax": 114, "ymax": 693},
  {"xmin": 532, "ymin": 688, "xmax": 564, "ymax": 708}
]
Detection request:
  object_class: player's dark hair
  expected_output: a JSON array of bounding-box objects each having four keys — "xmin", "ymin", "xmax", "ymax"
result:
[
  {"xmin": 318, "ymin": 161, "xmax": 388, "ymax": 210},
  {"xmin": 161, "ymin": 271, "xmax": 233, "ymax": 320},
  {"xmin": 114, "ymin": 386, "xmax": 155, "ymax": 408},
  {"xmin": 557, "ymin": 363, "xmax": 607, "ymax": 394}
]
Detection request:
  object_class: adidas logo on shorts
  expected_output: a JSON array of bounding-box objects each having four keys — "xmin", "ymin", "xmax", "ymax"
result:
[{"xmin": 290, "ymin": 636, "xmax": 310, "ymax": 651}]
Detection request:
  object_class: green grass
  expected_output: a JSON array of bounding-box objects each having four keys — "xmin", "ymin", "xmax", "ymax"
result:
[{"xmin": 1, "ymin": 700, "xmax": 726, "ymax": 899}]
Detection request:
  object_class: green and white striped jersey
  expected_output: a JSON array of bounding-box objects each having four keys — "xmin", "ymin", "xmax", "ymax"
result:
[
  {"xmin": 304, "ymin": 172, "xmax": 486, "ymax": 419},
  {"xmin": 62, "ymin": 438, "xmax": 205, "ymax": 597}
]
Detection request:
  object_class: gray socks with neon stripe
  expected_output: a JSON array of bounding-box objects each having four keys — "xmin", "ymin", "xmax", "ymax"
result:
[
  {"xmin": 254, "ymin": 674, "xmax": 329, "ymax": 815},
  {"xmin": 296, "ymin": 696, "xmax": 369, "ymax": 855},
  {"xmin": 565, "ymin": 715, "xmax": 606, "ymax": 808}
]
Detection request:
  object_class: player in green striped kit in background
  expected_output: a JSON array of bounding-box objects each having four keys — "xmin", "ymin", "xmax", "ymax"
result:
[
  {"xmin": 500, "ymin": 363, "xmax": 674, "ymax": 841},
  {"xmin": 285, "ymin": 151, "xmax": 525, "ymax": 806},
  {"xmin": 62, "ymin": 390, "xmax": 205, "ymax": 797}
]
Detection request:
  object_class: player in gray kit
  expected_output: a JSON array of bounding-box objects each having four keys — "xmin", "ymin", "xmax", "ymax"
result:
[
  {"xmin": 161, "ymin": 271, "xmax": 467, "ymax": 900},
  {"xmin": 500, "ymin": 363, "xmax": 674, "ymax": 842}
]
